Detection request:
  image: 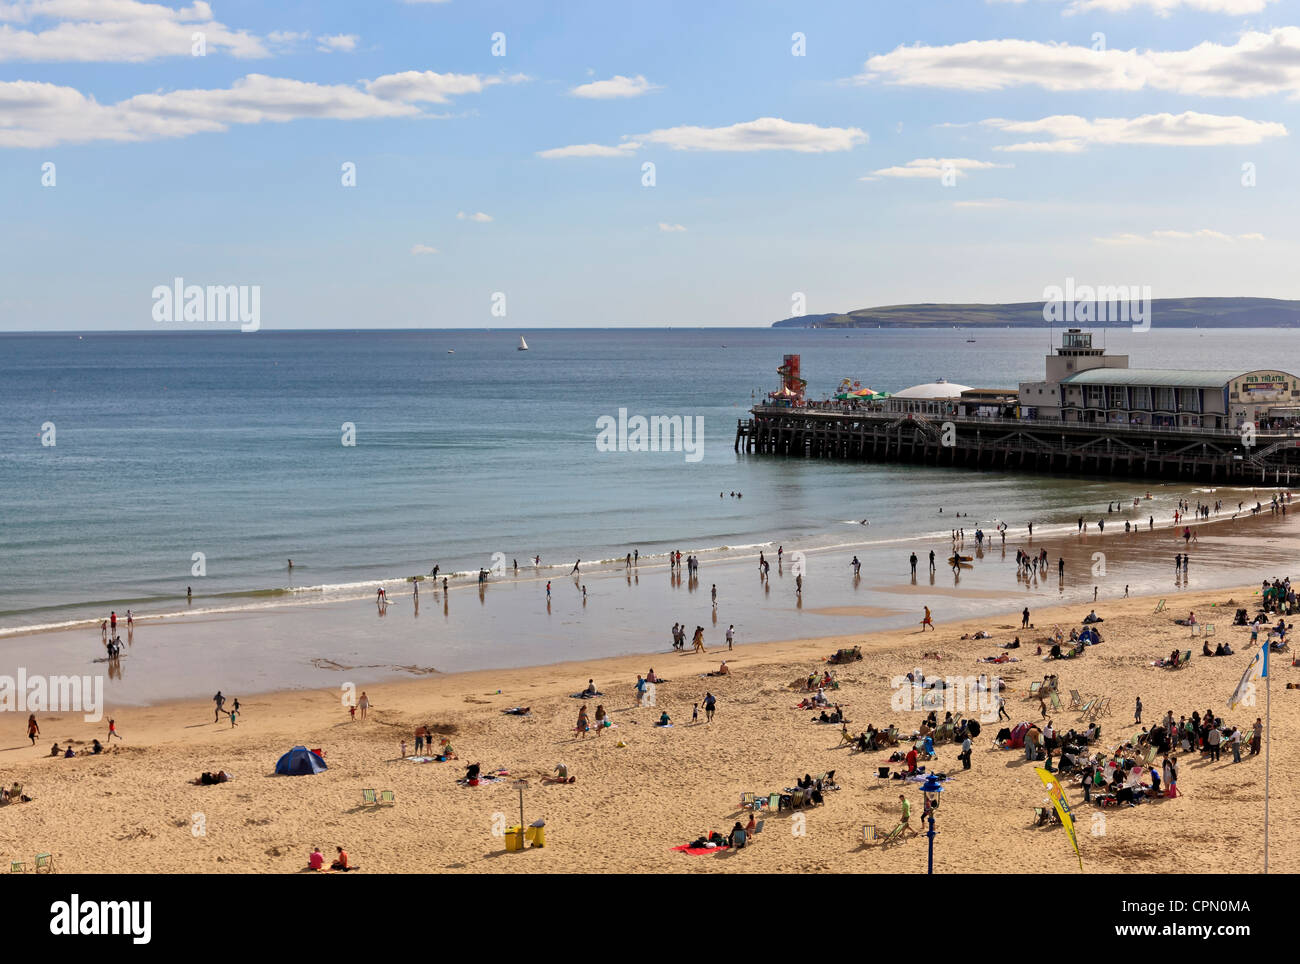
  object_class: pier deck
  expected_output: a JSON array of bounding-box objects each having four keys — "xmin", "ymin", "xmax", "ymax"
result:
[{"xmin": 735, "ymin": 406, "xmax": 1300, "ymax": 484}]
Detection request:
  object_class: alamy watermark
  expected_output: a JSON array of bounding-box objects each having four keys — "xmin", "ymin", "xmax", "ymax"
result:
[
  {"xmin": 596, "ymin": 408, "xmax": 703, "ymax": 463},
  {"xmin": 1042, "ymin": 277, "xmax": 1150, "ymax": 332},
  {"xmin": 0, "ymin": 669, "xmax": 103, "ymax": 722},
  {"xmin": 152, "ymin": 278, "xmax": 260, "ymax": 332}
]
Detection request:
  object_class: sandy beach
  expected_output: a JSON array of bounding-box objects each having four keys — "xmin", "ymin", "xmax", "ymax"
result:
[{"xmin": 1, "ymin": 581, "xmax": 1292, "ymax": 874}]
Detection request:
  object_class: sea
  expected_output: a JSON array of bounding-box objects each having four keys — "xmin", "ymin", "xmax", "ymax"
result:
[{"xmin": 3, "ymin": 326, "xmax": 1299, "ymax": 700}]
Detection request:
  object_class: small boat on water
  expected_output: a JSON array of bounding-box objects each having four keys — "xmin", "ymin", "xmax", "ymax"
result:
[{"xmin": 518, "ymin": 336, "xmax": 529, "ymax": 351}]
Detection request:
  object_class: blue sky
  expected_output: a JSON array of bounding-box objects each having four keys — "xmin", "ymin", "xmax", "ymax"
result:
[{"xmin": 2, "ymin": 0, "xmax": 1298, "ymax": 329}]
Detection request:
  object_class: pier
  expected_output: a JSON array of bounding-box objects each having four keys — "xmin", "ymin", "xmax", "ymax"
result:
[{"xmin": 734, "ymin": 407, "xmax": 1300, "ymax": 484}]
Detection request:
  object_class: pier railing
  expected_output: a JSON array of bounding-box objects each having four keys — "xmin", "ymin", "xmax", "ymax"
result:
[{"xmin": 748, "ymin": 405, "xmax": 1300, "ymax": 442}]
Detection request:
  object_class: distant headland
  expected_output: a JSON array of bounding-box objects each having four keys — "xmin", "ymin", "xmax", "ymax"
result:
[{"xmin": 771, "ymin": 297, "xmax": 1300, "ymax": 329}]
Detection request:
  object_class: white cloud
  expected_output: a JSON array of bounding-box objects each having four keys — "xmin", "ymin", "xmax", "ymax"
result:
[
  {"xmin": 541, "ymin": 117, "xmax": 866, "ymax": 158},
  {"xmin": 641, "ymin": 117, "xmax": 866, "ymax": 152},
  {"xmin": 983, "ymin": 111, "xmax": 1287, "ymax": 152},
  {"xmin": 363, "ymin": 70, "xmax": 525, "ymax": 104},
  {"xmin": 657, "ymin": 222, "xmax": 687, "ymax": 231},
  {"xmin": 457, "ymin": 211, "xmax": 492, "ymax": 222},
  {"xmin": 0, "ymin": 70, "xmax": 516, "ymax": 148},
  {"xmin": 1095, "ymin": 228, "xmax": 1265, "ymax": 244},
  {"xmin": 952, "ymin": 197, "xmax": 1015, "ymax": 208},
  {"xmin": 537, "ymin": 140, "xmax": 641, "ymax": 159},
  {"xmin": 0, "ymin": 0, "xmax": 272, "ymax": 61},
  {"xmin": 410, "ymin": 243, "xmax": 439, "ymax": 255},
  {"xmin": 856, "ymin": 29, "xmax": 1300, "ymax": 99},
  {"xmin": 865, "ymin": 157, "xmax": 1011, "ymax": 179},
  {"xmin": 570, "ymin": 74, "xmax": 661, "ymax": 98},
  {"xmin": 1060, "ymin": 0, "xmax": 1276, "ymax": 14},
  {"xmin": 316, "ymin": 33, "xmax": 357, "ymax": 53}
]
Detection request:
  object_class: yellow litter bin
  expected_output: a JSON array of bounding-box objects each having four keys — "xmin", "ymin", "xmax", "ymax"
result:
[
  {"xmin": 525, "ymin": 825, "xmax": 546, "ymax": 848},
  {"xmin": 504, "ymin": 826, "xmax": 525, "ymax": 852}
]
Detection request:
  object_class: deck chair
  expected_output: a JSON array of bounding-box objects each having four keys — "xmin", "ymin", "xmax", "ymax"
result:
[
  {"xmin": 34, "ymin": 853, "xmax": 54, "ymax": 873},
  {"xmin": 862, "ymin": 824, "xmax": 878, "ymax": 846},
  {"xmin": 1049, "ymin": 691, "xmax": 1063, "ymax": 710},
  {"xmin": 754, "ymin": 820, "xmax": 765, "ymax": 835},
  {"xmin": 838, "ymin": 729, "xmax": 856, "ymax": 746},
  {"xmin": 881, "ymin": 822, "xmax": 906, "ymax": 845},
  {"xmin": 740, "ymin": 791, "xmax": 756, "ymax": 809},
  {"xmin": 361, "ymin": 788, "xmax": 378, "ymax": 806},
  {"xmin": 1154, "ymin": 599, "xmax": 1166, "ymax": 614},
  {"xmin": 1028, "ymin": 681, "xmax": 1042, "ymax": 698},
  {"xmin": 768, "ymin": 793, "xmax": 781, "ymax": 811},
  {"xmin": 1141, "ymin": 745, "xmax": 1158, "ymax": 765},
  {"xmin": 1077, "ymin": 699, "xmax": 1095, "ymax": 718},
  {"xmin": 1097, "ymin": 697, "xmax": 1112, "ymax": 717},
  {"xmin": 731, "ymin": 829, "xmax": 747, "ymax": 849},
  {"xmin": 1068, "ymin": 689, "xmax": 1083, "ymax": 709},
  {"xmin": 790, "ymin": 789, "xmax": 805, "ymax": 809},
  {"xmin": 1205, "ymin": 624, "xmax": 1216, "ymax": 638},
  {"xmin": 9, "ymin": 861, "xmax": 25, "ymax": 873},
  {"xmin": 1180, "ymin": 650, "xmax": 1192, "ymax": 667},
  {"xmin": 883, "ymin": 726, "xmax": 900, "ymax": 745},
  {"xmin": 379, "ymin": 790, "xmax": 396, "ymax": 805}
]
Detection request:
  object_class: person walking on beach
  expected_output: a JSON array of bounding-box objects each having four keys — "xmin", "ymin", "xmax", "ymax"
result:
[
  {"xmin": 898, "ymin": 794, "xmax": 920, "ymax": 837},
  {"xmin": 929, "ymin": 550, "xmax": 936, "ymax": 573},
  {"xmin": 546, "ymin": 581, "xmax": 551, "ymax": 600},
  {"xmin": 110, "ymin": 611, "xmax": 117, "ymax": 634},
  {"xmin": 920, "ymin": 606, "xmax": 934, "ymax": 631},
  {"xmin": 726, "ymin": 625, "xmax": 735, "ymax": 650},
  {"xmin": 1133, "ymin": 696, "xmax": 1142, "ymax": 725},
  {"xmin": 571, "ymin": 559, "xmax": 581, "ymax": 575},
  {"xmin": 1022, "ymin": 607, "xmax": 1030, "ymax": 629},
  {"xmin": 575, "ymin": 704, "xmax": 590, "ymax": 740},
  {"xmin": 959, "ymin": 734, "xmax": 972, "ymax": 770},
  {"xmin": 692, "ymin": 626, "xmax": 705, "ymax": 653},
  {"xmin": 107, "ymin": 718, "xmax": 122, "ymax": 741},
  {"xmin": 213, "ymin": 691, "xmax": 225, "ymax": 723},
  {"xmin": 26, "ymin": 714, "xmax": 38, "ymax": 745},
  {"xmin": 358, "ymin": 691, "xmax": 370, "ymax": 721},
  {"xmin": 996, "ymin": 693, "xmax": 1010, "ymax": 721},
  {"xmin": 795, "ymin": 574, "xmax": 803, "ymax": 595},
  {"xmin": 910, "ymin": 553, "xmax": 918, "ymax": 576},
  {"xmin": 703, "ymin": 692, "xmax": 717, "ymax": 723}
]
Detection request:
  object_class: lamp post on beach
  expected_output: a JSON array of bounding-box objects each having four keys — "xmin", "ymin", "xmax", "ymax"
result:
[{"xmin": 921, "ymin": 773, "xmax": 943, "ymax": 874}]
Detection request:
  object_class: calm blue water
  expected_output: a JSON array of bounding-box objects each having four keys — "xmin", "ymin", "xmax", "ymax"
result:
[{"xmin": 3, "ymin": 327, "xmax": 1298, "ymax": 634}]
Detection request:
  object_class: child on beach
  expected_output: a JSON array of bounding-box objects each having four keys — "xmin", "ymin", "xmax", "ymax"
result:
[
  {"xmin": 692, "ymin": 703, "xmax": 699, "ymax": 724},
  {"xmin": 229, "ymin": 709, "xmax": 238, "ymax": 728},
  {"xmin": 107, "ymin": 718, "xmax": 122, "ymax": 741},
  {"xmin": 26, "ymin": 714, "xmax": 38, "ymax": 745}
]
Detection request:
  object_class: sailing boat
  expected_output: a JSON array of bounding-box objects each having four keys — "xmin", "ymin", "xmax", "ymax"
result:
[{"xmin": 517, "ymin": 335, "xmax": 529, "ymax": 351}]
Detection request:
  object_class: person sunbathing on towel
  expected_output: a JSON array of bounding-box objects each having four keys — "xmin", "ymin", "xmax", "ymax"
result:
[{"xmin": 329, "ymin": 846, "xmax": 350, "ymax": 870}]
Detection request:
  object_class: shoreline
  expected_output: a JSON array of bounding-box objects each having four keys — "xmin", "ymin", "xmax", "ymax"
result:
[{"xmin": 2, "ymin": 500, "xmax": 1295, "ymax": 707}]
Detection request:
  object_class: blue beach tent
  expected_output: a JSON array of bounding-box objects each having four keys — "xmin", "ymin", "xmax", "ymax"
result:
[{"xmin": 275, "ymin": 745, "xmax": 328, "ymax": 775}]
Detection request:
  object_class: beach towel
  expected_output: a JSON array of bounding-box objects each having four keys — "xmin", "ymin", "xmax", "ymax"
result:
[
  {"xmin": 404, "ymin": 756, "xmax": 440, "ymax": 763},
  {"xmin": 569, "ymin": 691, "xmax": 604, "ymax": 698},
  {"xmin": 672, "ymin": 844, "xmax": 730, "ymax": 855}
]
